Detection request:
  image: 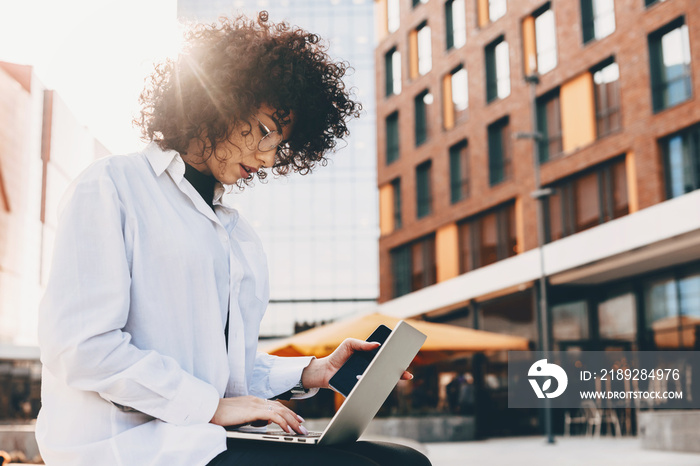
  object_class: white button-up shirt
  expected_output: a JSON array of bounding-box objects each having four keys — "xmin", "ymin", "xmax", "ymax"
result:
[{"xmin": 36, "ymin": 143, "xmax": 315, "ymax": 466}]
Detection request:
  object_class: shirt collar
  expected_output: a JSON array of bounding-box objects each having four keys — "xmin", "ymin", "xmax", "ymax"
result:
[
  {"xmin": 143, "ymin": 141, "xmax": 186, "ymax": 183},
  {"xmin": 144, "ymin": 141, "xmax": 232, "ymax": 209},
  {"xmin": 213, "ymin": 184, "xmax": 226, "ymax": 206}
]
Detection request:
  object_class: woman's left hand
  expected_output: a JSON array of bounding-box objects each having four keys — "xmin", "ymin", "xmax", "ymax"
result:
[{"xmin": 300, "ymin": 338, "xmax": 414, "ymax": 390}]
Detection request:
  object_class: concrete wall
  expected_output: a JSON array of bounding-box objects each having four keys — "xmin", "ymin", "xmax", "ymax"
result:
[
  {"xmin": 0, "ymin": 63, "xmax": 109, "ymax": 353},
  {"xmin": 0, "ymin": 425, "xmax": 40, "ymax": 461},
  {"xmin": 639, "ymin": 410, "xmax": 700, "ymax": 453},
  {"xmin": 0, "ymin": 64, "xmax": 45, "ymax": 347}
]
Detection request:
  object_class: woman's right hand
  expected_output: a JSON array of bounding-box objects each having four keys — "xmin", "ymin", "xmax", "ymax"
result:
[{"xmin": 209, "ymin": 396, "xmax": 308, "ymax": 435}]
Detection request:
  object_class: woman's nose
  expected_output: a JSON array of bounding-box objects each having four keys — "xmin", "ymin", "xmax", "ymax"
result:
[{"xmin": 257, "ymin": 150, "xmax": 276, "ymax": 169}]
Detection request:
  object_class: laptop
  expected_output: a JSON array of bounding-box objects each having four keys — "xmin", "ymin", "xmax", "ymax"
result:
[{"xmin": 226, "ymin": 320, "xmax": 427, "ymax": 445}]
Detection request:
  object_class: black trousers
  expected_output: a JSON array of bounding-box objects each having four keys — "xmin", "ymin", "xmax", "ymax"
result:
[{"xmin": 207, "ymin": 438, "xmax": 432, "ymax": 466}]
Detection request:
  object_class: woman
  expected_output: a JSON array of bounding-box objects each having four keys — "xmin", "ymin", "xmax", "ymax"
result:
[{"xmin": 36, "ymin": 11, "xmax": 431, "ymax": 466}]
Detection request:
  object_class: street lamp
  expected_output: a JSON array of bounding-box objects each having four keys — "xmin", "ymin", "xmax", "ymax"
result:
[{"xmin": 515, "ymin": 72, "xmax": 555, "ymax": 444}]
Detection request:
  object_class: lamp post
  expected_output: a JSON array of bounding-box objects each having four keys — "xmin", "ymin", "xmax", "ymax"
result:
[{"xmin": 516, "ymin": 73, "xmax": 555, "ymax": 444}]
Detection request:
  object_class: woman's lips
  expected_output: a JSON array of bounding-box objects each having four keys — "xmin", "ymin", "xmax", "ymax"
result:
[{"xmin": 240, "ymin": 164, "xmax": 254, "ymax": 179}]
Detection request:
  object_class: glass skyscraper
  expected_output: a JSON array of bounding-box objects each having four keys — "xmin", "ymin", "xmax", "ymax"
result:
[{"xmin": 177, "ymin": 0, "xmax": 378, "ymax": 337}]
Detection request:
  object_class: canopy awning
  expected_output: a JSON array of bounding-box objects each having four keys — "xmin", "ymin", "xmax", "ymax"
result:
[{"xmin": 260, "ymin": 313, "xmax": 530, "ymax": 365}]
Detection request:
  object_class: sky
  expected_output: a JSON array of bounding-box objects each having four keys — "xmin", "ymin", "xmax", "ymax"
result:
[{"xmin": 0, "ymin": 0, "xmax": 182, "ymax": 154}]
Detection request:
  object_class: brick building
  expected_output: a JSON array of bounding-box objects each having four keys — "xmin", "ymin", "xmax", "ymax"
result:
[{"xmin": 373, "ymin": 0, "xmax": 699, "ymax": 435}]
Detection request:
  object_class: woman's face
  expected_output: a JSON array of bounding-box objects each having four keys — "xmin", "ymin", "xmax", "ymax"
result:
[{"xmin": 185, "ymin": 103, "xmax": 293, "ymax": 184}]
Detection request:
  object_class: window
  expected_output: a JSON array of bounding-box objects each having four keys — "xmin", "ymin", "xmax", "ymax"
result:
[
  {"xmin": 457, "ymin": 222, "xmax": 471, "ymax": 273},
  {"xmin": 449, "ymin": 140, "xmax": 469, "ymax": 203},
  {"xmin": 445, "ymin": 0, "xmax": 466, "ymax": 50},
  {"xmin": 592, "ymin": 60, "xmax": 621, "ymax": 138},
  {"xmin": 485, "ymin": 37, "xmax": 510, "ymax": 102},
  {"xmin": 443, "ymin": 66, "xmax": 468, "ymax": 129},
  {"xmin": 410, "ymin": 236, "xmax": 436, "ymax": 292},
  {"xmin": 575, "ymin": 171, "xmax": 601, "ymax": 232},
  {"xmin": 644, "ymin": 271, "xmax": 700, "ymax": 349},
  {"xmin": 489, "ymin": 0, "xmax": 507, "ymax": 22},
  {"xmin": 458, "ymin": 202, "xmax": 516, "ymax": 271},
  {"xmin": 552, "ymin": 302, "xmax": 589, "ymax": 343},
  {"xmin": 477, "ymin": 0, "xmax": 506, "ymax": 27},
  {"xmin": 391, "ymin": 178, "xmax": 402, "ymax": 229},
  {"xmin": 598, "ymin": 293, "xmax": 637, "ymax": 341},
  {"xmin": 546, "ymin": 157, "xmax": 628, "ymax": 241},
  {"xmin": 409, "ymin": 22, "xmax": 432, "ymax": 79},
  {"xmin": 415, "ymin": 90, "xmax": 431, "ymax": 146},
  {"xmin": 391, "ymin": 244, "xmax": 412, "ymax": 297},
  {"xmin": 479, "ymin": 291, "xmax": 536, "ymax": 342},
  {"xmin": 417, "ymin": 23, "xmax": 432, "ymax": 75},
  {"xmin": 387, "ymin": 0, "xmax": 400, "ymax": 33},
  {"xmin": 534, "ymin": 6, "xmax": 557, "ymax": 74},
  {"xmin": 451, "ymin": 67, "xmax": 468, "ymax": 114},
  {"xmin": 536, "ymin": 89, "xmax": 562, "ymax": 163},
  {"xmin": 605, "ymin": 158, "xmax": 629, "ymax": 219},
  {"xmin": 475, "ymin": 204, "xmax": 516, "ymax": 268},
  {"xmin": 385, "ymin": 48, "xmax": 402, "ymax": 96},
  {"xmin": 649, "ymin": 18, "xmax": 692, "ymax": 113},
  {"xmin": 391, "ymin": 235, "xmax": 436, "ymax": 298},
  {"xmin": 661, "ymin": 124, "xmax": 700, "ymax": 199},
  {"xmin": 581, "ymin": 0, "xmax": 615, "ymax": 44},
  {"xmin": 380, "ymin": 181, "xmax": 400, "ymax": 235},
  {"xmin": 416, "ymin": 160, "xmax": 432, "ymax": 218},
  {"xmin": 487, "ymin": 117, "xmax": 511, "ymax": 186},
  {"xmin": 386, "ymin": 112, "xmax": 400, "ymax": 164}
]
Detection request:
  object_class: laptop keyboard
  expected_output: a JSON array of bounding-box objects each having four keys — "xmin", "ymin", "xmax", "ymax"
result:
[{"xmin": 266, "ymin": 430, "xmax": 323, "ymax": 438}]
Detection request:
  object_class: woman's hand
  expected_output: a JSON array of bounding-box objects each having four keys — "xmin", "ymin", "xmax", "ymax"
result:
[
  {"xmin": 300, "ymin": 338, "xmax": 414, "ymax": 390},
  {"xmin": 209, "ymin": 396, "xmax": 308, "ymax": 435}
]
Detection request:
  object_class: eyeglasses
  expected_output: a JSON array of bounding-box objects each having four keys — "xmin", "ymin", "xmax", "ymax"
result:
[{"xmin": 254, "ymin": 116, "xmax": 284, "ymax": 153}]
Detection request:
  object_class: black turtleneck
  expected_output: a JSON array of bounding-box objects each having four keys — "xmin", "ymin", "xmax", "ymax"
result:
[
  {"xmin": 183, "ymin": 162, "xmax": 217, "ymax": 209},
  {"xmin": 183, "ymin": 162, "xmax": 228, "ymax": 344}
]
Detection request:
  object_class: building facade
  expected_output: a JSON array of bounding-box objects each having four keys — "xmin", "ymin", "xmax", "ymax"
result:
[
  {"xmin": 0, "ymin": 62, "xmax": 109, "ymax": 419},
  {"xmin": 0, "ymin": 63, "xmax": 44, "ymax": 353},
  {"xmin": 375, "ymin": 0, "xmax": 700, "ymax": 434},
  {"xmin": 178, "ymin": 0, "xmax": 381, "ymax": 337}
]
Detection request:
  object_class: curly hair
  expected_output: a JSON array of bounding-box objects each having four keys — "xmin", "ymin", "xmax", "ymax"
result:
[{"xmin": 134, "ymin": 11, "xmax": 362, "ymax": 186}]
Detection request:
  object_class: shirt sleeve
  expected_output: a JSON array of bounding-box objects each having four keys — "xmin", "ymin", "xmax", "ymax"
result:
[
  {"xmin": 38, "ymin": 165, "xmax": 220, "ymax": 426},
  {"xmin": 250, "ymin": 352, "xmax": 319, "ymax": 400}
]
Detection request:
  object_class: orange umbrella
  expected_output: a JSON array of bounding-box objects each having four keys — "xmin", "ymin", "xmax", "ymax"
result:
[{"xmin": 260, "ymin": 312, "xmax": 530, "ymax": 365}]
